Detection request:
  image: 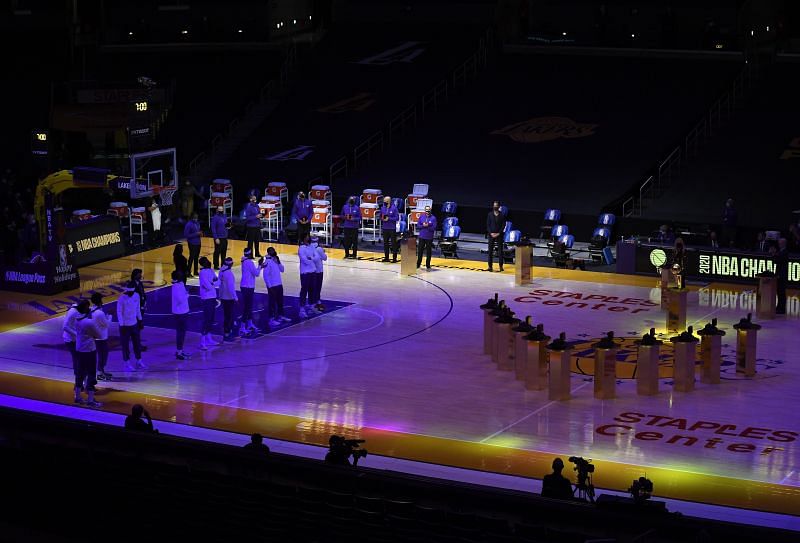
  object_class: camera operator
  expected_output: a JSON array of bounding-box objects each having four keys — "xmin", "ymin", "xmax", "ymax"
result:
[
  {"xmin": 324, "ymin": 435, "xmax": 367, "ymax": 467},
  {"xmin": 541, "ymin": 458, "xmax": 573, "ymax": 500}
]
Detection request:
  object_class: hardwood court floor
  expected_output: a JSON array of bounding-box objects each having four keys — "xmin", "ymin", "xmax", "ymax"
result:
[{"xmin": 0, "ymin": 239, "xmax": 798, "ymax": 516}]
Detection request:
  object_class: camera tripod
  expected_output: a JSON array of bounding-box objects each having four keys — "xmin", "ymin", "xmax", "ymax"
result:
[{"xmin": 574, "ymin": 471, "xmax": 595, "ymax": 503}]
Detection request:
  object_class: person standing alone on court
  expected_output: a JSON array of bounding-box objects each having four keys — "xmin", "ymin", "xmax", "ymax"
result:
[
  {"xmin": 244, "ymin": 194, "xmax": 262, "ymax": 257},
  {"xmin": 184, "ymin": 213, "xmax": 202, "ymax": 276},
  {"xmin": 341, "ymin": 196, "xmax": 361, "ymax": 259},
  {"xmin": 211, "ymin": 205, "xmax": 230, "ymax": 269},
  {"xmin": 171, "ymin": 270, "xmax": 191, "ymax": 360},
  {"xmin": 117, "ymin": 282, "xmax": 145, "ymax": 371},
  {"xmin": 293, "ymin": 191, "xmax": 313, "ymax": 245},
  {"xmin": 486, "ymin": 201, "xmax": 507, "ymax": 272},
  {"xmin": 380, "ymin": 196, "xmax": 400, "ymax": 262},
  {"xmin": 416, "ymin": 205, "xmax": 436, "ymax": 270}
]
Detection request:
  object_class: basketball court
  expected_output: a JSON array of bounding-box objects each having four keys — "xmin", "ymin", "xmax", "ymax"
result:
[{"xmin": 0, "ymin": 239, "xmax": 798, "ymax": 517}]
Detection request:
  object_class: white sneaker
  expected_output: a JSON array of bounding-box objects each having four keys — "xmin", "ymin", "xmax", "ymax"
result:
[
  {"xmin": 279, "ymin": 316, "xmax": 291, "ymax": 323},
  {"xmin": 306, "ymin": 305, "xmax": 319, "ymax": 315},
  {"xmin": 124, "ymin": 361, "xmax": 136, "ymax": 372},
  {"xmin": 298, "ymin": 309, "xmax": 308, "ymax": 319},
  {"xmin": 269, "ymin": 318, "xmax": 281, "ymax": 327},
  {"xmin": 206, "ymin": 335, "xmax": 220, "ymax": 346},
  {"xmin": 135, "ymin": 359, "xmax": 148, "ymax": 369}
]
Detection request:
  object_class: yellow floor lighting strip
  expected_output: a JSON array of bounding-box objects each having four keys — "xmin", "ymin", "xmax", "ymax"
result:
[{"xmin": 1, "ymin": 370, "xmax": 798, "ymax": 517}]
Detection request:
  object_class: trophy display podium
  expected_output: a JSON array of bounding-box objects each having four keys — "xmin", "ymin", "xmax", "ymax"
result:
[
  {"xmin": 524, "ymin": 325, "xmax": 550, "ymax": 391},
  {"xmin": 512, "ymin": 317, "xmax": 534, "ymax": 382},
  {"xmin": 593, "ymin": 333, "xmax": 619, "ymax": 400},
  {"xmin": 670, "ymin": 327, "xmax": 698, "ymax": 392},
  {"xmin": 479, "ymin": 294, "xmax": 500, "ymax": 355},
  {"xmin": 734, "ymin": 314, "xmax": 761, "ymax": 377},
  {"xmin": 698, "ymin": 319, "xmax": 725, "ymax": 385},
  {"xmin": 635, "ymin": 329, "xmax": 662, "ymax": 396},
  {"xmin": 547, "ymin": 333, "xmax": 572, "ymax": 401},
  {"xmin": 666, "ymin": 288, "xmax": 688, "ymax": 334},
  {"xmin": 493, "ymin": 308, "xmax": 518, "ymax": 371}
]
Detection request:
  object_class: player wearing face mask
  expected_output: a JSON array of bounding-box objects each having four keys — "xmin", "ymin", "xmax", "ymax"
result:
[{"xmin": 341, "ymin": 196, "xmax": 361, "ymax": 259}]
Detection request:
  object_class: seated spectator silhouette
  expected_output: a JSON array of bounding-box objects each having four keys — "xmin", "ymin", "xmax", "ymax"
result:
[
  {"xmin": 243, "ymin": 433, "xmax": 270, "ymax": 454},
  {"xmin": 124, "ymin": 404, "xmax": 158, "ymax": 433},
  {"xmin": 541, "ymin": 458, "xmax": 573, "ymax": 500}
]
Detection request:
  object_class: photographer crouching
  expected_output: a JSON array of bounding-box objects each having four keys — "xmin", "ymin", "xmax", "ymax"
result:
[{"xmin": 324, "ymin": 435, "xmax": 368, "ymax": 467}]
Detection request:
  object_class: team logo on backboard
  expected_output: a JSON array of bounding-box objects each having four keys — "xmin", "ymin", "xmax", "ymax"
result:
[{"xmin": 491, "ymin": 116, "xmax": 597, "ymax": 143}]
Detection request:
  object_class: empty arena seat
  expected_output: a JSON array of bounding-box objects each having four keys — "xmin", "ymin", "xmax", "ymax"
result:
[
  {"xmin": 540, "ymin": 209, "xmax": 561, "ymax": 239},
  {"xmin": 559, "ymin": 233, "xmax": 575, "ymax": 248},
  {"xmin": 589, "ymin": 227, "xmax": 612, "ymax": 261},
  {"xmin": 551, "ymin": 224, "xmax": 568, "ymax": 239},
  {"xmin": 598, "ymin": 213, "xmax": 616, "ymax": 226},
  {"xmin": 440, "ymin": 225, "xmax": 461, "ymax": 258},
  {"xmin": 441, "ymin": 217, "xmax": 458, "ymax": 230},
  {"xmin": 504, "ymin": 229, "xmax": 522, "ymax": 244},
  {"xmin": 396, "ymin": 220, "xmax": 407, "ymax": 234},
  {"xmin": 441, "ymin": 201, "xmax": 457, "ymax": 216}
]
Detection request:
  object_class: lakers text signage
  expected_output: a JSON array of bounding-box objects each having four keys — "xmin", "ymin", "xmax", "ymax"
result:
[
  {"xmin": 633, "ymin": 244, "xmax": 800, "ymax": 287},
  {"xmin": 65, "ymin": 217, "xmax": 125, "ymax": 267}
]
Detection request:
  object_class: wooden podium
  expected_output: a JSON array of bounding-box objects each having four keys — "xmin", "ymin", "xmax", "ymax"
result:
[
  {"xmin": 733, "ymin": 315, "xmax": 761, "ymax": 377},
  {"xmin": 756, "ymin": 275, "xmax": 777, "ymax": 319},
  {"xmin": 592, "ymin": 333, "xmax": 619, "ymax": 400},
  {"xmin": 547, "ymin": 334, "xmax": 572, "ymax": 401},
  {"xmin": 515, "ymin": 245, "xmax": 532, "ymax": 286},
  {"xmin": 670, "ymin": 328, "xmax": 698, "ymax": 392},
  {"xmin": 666, "ymin": 288, "xmax": 688, "ymax": 334},
  {"xmin": 698, "ymin": 319, "xmax": 725, "ymax": 385},
  {"xmin": 636, "ymin": 343, "xmax": 661, "ymax": 396},
  {"xmin": 399, "ymin": 236, "xmax": 416, "ymax": 276}
]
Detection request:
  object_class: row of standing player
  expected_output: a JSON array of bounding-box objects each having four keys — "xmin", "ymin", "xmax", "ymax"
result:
[{"xmin": 173, "ymin": 233, "xmax": 328, "ymax": 354}]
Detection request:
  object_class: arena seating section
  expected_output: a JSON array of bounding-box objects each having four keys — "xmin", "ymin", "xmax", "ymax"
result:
[
  {"xmin": 342, "ymin": 52, "xmax": 741, "ymax": 216},
  {"xmin": 645, "ymin": 60, "xmax": 800, "ymax": 229},
  {"xmin": 217, "ymin": 24, "xmax": 487, "ymax": 193},
  {"xmin": 0, "ymin": 406, "xmax": 795, "ymax": 543}
]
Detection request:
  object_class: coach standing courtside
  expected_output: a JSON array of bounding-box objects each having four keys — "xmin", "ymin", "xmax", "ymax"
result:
[
  {"xmin": 380, "ymin": 196, "xmax": 400, "ymax": 262},
  {"xmin": 211, "ymin": 205, "xmax": 230, "ymax": 269},
  {"xmin": 184, "ymin": 213, "xmax": 202, "ymax": 276},
  {"xmin": 245, "ymin": 195, "xmax": 262, "ymax": 258},
  {"xmin": 341, "ymin": 196, "xmax": 361, "ymax": 259},
  {"xmin": 293, "ymin": 191, "xmax": 313, "ymax": 245},
  {"xmin": 416, "ymin": 205, "xmax": 436, "ymax": 270},
  {"xmin": 486, "ymin": 201, "xmax": 507, "ymax": 272}
]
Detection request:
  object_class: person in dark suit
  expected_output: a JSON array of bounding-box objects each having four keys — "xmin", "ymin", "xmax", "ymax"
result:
[
  {"xmin": 774, "ymin": 238, "xmax": 789, "ymax": 314},
  {"xmin": 486, "ymin": 201, "xmax": 507, "ymax": 272},
  {"xmin": 173, "ymin": 243, "xmax": 189, "ymax": 281},
  {"xmin": 541, "ymin": 458, "xmax": 573, "ymax": 500}
]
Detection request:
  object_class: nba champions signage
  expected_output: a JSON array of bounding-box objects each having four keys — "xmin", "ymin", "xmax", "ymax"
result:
[{"xmin": 634, "ymin": 244, "xmax": 800, "ymax": 287}]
